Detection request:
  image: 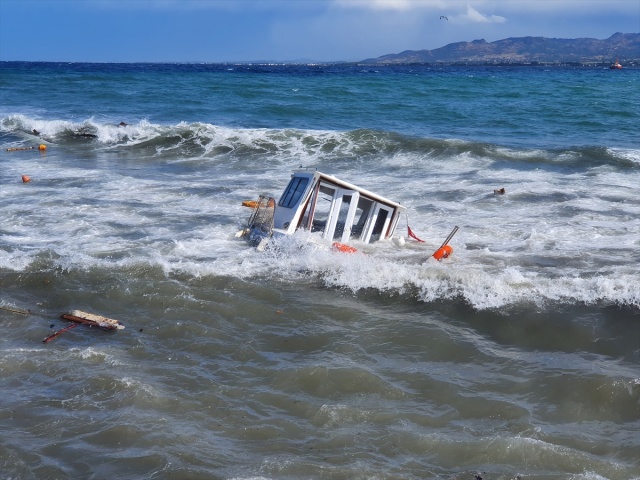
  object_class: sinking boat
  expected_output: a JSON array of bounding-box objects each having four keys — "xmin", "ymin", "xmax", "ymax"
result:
[{"xmin": 239, "ymin": 169, "xmax": 407, "ymax": 252}]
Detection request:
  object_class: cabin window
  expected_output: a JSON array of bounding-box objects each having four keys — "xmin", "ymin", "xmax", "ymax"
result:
[
  {"xmin": 333, "ymin": 194, "xmax": 354, "ymax": 240},
  {"xmin": 311, "ymin": 184, "xmax": 336, "ymax": 233},
  {"xmin": 370, "ymin": 208, "xmax": 390, "ymax": 242},
  {"xmin": 279, "ymin": 177, "xmax": 309, "ymax": 209},
  {"xmin": 350, "ymin": 197, "xmax": 373, "ymax": 239}
]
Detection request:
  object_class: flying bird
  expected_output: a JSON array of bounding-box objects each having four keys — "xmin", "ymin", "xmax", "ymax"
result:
[{"xmin": 440, "ymin": 15, "xmax": 448, "ymax": 20}]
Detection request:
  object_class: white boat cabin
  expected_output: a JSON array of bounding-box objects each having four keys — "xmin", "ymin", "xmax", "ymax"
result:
[{"xmin": 245, "ymin": 170, "xmax": 406, "ymax": 246}]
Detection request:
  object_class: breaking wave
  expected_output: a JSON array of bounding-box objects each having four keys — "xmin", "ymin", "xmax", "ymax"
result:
[{"xmin": 2, "ymin": 114, "xmax": 639, "ymax": 170}]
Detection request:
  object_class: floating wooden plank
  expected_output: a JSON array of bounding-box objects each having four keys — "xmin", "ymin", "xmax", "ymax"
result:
[
  {"xmin": 60, "ymin": 310, "xmax": 125, "ymax": 330},
  {"xmin": 0, "ymin": 305, "xmax": 30, "ymax": 315},
  {"xmin": 42, "ymin": 323, "xmax": 77, "ymax": 343}
]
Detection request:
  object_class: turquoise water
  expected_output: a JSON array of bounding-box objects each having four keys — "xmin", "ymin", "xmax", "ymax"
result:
[
  {"xmin": 1, "ymin": 62, "xmax": 639, "ymax": 479},
  {"xmin": 2, "ymin": 63, "xmax": 638, "ymax": 148}
]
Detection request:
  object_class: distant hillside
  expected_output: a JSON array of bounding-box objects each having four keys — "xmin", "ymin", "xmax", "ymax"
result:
[{"xmin": 361, "ymin": 32, "xmax": 640, "ymax": 65}]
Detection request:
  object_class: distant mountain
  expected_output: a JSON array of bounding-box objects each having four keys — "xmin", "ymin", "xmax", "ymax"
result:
[{"xmin": 360, "ymin": 33, "xmax": 640, "ymax": 65}]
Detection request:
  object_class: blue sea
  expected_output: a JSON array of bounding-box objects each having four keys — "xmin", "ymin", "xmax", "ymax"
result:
[{"xmin": 1, "ymin": 62, "xmax": 639, "ymax": 480}]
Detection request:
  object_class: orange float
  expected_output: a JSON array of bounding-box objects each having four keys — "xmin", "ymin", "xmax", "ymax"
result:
[
  {"xmin": 21, "ymin": 175, "xmax": 31, "ymax": 183},
  {"xmin": 433, "ymin": 244, "xmax": 453, "ymax": 260},
  {"xmin": 6, "ymin": 145, "xmax": 46, "ymax": 152},
  {"xmin": 242, "ymin": 199, "xmax": 275, "ymax": 209},
  {"xmin": 332, "ymin": 242, "xmax": 358, "ymax": 254}
]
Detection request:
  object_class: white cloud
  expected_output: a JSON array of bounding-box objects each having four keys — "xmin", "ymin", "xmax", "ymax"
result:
[
  {"xmin": 330, "ymin": 0, "xmax": 637, "ymax": 17},
  {"xmin": 462, "ymin": 5, "xmax": 506, "ymax": 23},
  {"xmin": 332, "ymin": 0, "xmax": 447, "ymax": 11},
  {"xmin": 89, "ymin": 0, "xmax": 289, "ymax": 11}
]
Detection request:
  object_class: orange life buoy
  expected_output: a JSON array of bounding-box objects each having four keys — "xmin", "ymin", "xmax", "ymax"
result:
[
  {"xmin": 433, "ymin": 244, "xmax": 453, "ymax": 260},
  {"xmin": 332, "ymin": 242, "xmax": 357, "ymax": 254}
]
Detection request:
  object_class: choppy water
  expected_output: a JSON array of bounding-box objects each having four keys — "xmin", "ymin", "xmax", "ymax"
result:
[{"xmin": 1, "ymin": 62, "xmax": 639, "ymax": 479}]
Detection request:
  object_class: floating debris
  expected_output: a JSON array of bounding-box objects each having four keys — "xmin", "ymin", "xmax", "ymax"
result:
[
  {"xmin": 6, "ymin": 144, "xmax": 46, "ymax": 152},
  {"xmin": 42, "ymin": 323, "xmax": 77, "ymax": 343},
  {"xmin": 42, "ymin": 311, "xmax": 125, "ymax": 344},
  {"xmin": 60, "ymin": 310, "xmax": 125, "ymax": 330},
  {"xmin": 0, "ymin": 305, "xmax": 30, "ymax": 315}
]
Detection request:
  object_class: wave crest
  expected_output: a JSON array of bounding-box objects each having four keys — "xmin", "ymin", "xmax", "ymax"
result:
[{"xmin": 2, "ymin": 114, "xmax": 638, "ymax": 169}]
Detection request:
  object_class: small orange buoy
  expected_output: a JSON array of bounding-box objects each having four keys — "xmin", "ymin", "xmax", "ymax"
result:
[
  {"xmin": 21, "ymin": 175, "xmax": 31, "ymax": 183},
  {"xmin": 332, "ymin": 242, "xmax": 358, "ymax": 254},
  {"xmin": 433, "ymin": 244, "xmax": 453, "ymax": 260},
  {"xmin": 38, "ymin": 144, "xmax": 47, "ymax": 151},
  {"xmin": 242, "ymin": 200, "xmax": 259, "ymax": 208}
]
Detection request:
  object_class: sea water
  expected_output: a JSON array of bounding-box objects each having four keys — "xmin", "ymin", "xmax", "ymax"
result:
[{"xmin": 0, "ymin": 62, "xmax": 639, "ymax": 479}]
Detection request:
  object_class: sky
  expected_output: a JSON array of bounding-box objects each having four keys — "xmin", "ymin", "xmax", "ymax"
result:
[{"xmin": 0, "ymin": 0, "xmax": 638, "ymax": 63}]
